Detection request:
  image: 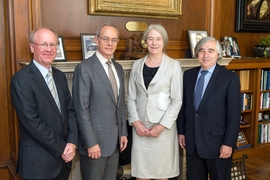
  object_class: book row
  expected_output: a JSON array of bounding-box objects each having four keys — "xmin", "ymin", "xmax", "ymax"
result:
[
  {"xmin": 258, "ymin": 123, "xmax": 270, "ymax": 144},
  {"xmin": 260, "ymin": 69, "xmax": 270, "ymax": 91},
  {"xmin": 259, "ymin": 92, "xmax": 270, "ymax": 110},
  {"xmin": 241, "ymin": 93, "xmax": 252, "ymax": 111}
]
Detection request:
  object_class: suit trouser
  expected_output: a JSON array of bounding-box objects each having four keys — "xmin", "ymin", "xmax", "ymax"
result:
[
  {"xmin": 186, "ymin": 148, "xmax": 232, "ymax": 180},
  {"xmin": 80, "ymin": 147, "xmax": 119, "ymax": 180},
  {"xmin": 23, "ymin": 161, "xmax": 71, "ymax": 180}
]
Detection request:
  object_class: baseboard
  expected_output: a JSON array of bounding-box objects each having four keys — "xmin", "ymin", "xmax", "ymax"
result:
[{"xmin": 4, "ymin": 161, "xmax": 21, "ymax": 180}]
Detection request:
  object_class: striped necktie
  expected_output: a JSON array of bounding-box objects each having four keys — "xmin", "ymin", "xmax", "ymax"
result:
[{"xmin": 46, "ymin": 70, "xmax": 61, "ymax": 112}]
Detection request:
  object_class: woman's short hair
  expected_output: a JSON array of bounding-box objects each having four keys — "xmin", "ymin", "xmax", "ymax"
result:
[
  {"xmin": 143, "ymin": 24, "xmax": 169, "ymax": 51},
  {"xmin": 194, "ymin": 36, "xmax": 223, "ymax": 60}
]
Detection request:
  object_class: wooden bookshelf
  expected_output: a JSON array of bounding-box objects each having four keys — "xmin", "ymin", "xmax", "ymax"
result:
[
  {"xmin": 226, "ymin": 58, "xmax": 270, "ymax": 158},
  {"xmin": 239, "ymin": 70, "xmax": 250, "ymax": 90}
]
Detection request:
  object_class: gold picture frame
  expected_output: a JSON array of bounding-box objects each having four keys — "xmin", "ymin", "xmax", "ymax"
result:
[{"xmin": 88, "ymin": 0, "xmax": 182, "ymax": 19}]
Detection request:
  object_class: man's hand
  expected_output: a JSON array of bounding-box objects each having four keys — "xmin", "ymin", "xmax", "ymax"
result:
[
  {"xmin": 87, "ymin": 144, "xmax": 101, "ymax": 159},
  {"xmin": 219, "ymin": 145, "xmax": 232, "ymax": 159},
  {"xmin": 178, "ymin": 135, "xmax": 186, "ymax": 150},
  {"xmin": 120, "ymin": 136, "xmax": 128, "ymax": 152},
  {"xmin": 61, "ymin": 143, "xmax": 77, "ymax": 162}
]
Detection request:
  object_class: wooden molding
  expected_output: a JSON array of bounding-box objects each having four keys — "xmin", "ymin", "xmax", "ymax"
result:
[
  {"xmin": 29, "ymin": 0, "xmax": 42, "ymax": 29},
  {"xmin": 20, "ymin": 58, "xmax": 232, "ymax": 73},
  {"xmin": 0, "ymin": 161, "xmax": 22, "ymax": 180},
  {"xmin": 206, "ymin": 0, "xmax": 221, "ymax": 38}
]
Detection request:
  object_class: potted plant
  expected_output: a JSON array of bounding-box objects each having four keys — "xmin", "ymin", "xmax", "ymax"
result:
[{"xmin": 255, "ymin": 36, "xmax": 270, "ymax": 57}]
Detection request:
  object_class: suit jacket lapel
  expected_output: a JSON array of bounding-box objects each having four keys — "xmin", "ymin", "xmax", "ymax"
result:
[
  {"xmin": 91, "ymin": 55, "xmax": 118, "ymax": 105},
  {"xmin": 29, "ymin": 62, "xmax": 62, "ymax": 117},
  {"xmin": 112, "ymin": 59, "xmax": 124, "ymax": 106},
  {"xmin": 198, "ymin": 64, "xmax": 222, "ymax": 110},
  {"xmin": 52, "ymin": 68, "xmax": 64, "ymax": 116},
  {"xmin": 135, "ymin": 56, "xmax": 147, "ymax": 92},
  {"xmin": 189, "ymin": 67, "xmax": 200, "ymax": 110},
  {"xmin": 135, "ymin": 54, "xmax": 168, "ymax": 92},
  {"xmin": 149, "ymin": 54, "xmax": 167, "ymax": 85}
]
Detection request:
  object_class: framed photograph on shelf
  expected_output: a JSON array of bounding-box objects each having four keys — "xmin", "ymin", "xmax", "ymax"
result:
[
  {"xmin": 188, "ymin": 30, "xmax": 207, "ymax": 58},
  {"xmin": 220, "ymin": 36, "xmax": 241, "ymax": 58},
  {"xmin": 54, "ymin": 36, "xmax": 66, "ymax": 62},
  {"xmin": 236, "ymin": 0, "xmax": 270, "ymax": 32},
  {"xmin": 237, "ymin": 130, "xmax": 249, "ymax": 147},
  {"xmin": 80, "ymin": 33, "xmax": 98, "ymax": 60}
]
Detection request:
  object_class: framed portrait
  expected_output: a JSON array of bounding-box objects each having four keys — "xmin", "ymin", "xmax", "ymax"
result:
[
  {"xmin": 88, "ymin": 0, "xmax": 182, "ymax": 19},
  {"xmin": 188, "ymin": 30, "xmax": 208, "ymax": 58},
  {"xmin": 220, "ymin": 36, "xmax": 241, "ymax": 58},
  {"xmin": 236, "ymin": 0, "xmax": 270, "ymax": 32},
  {"xmin": 237, "ymin": 130, "xmax": 249, "ymax": 147},
  {"xmin": 80, "ymin": 33, "xmax": 98, "ymax": 60},
  {"xmin": 54, "ymin": 36, "xmax": 66, "ymax": 62}
]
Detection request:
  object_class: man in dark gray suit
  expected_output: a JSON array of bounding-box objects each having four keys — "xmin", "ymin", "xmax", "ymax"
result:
[
  {"xmin": 177, "ymin": 36, "xmax": 241, "ymax": 180},
  {"xmin": 72, "ymin": 23, "xmax": 128, "ymax": 180},
  {"xmin": 11, "ymin": 27, "xmax": 78, "ymax": 180}
]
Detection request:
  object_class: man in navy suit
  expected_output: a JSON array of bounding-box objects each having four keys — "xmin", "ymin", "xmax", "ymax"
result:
[
  {"xmin": 177, "ymin": 36, "xmax": 241, "ymax": 180},
  {"xmin": 11, "ymin": 27, "xmax": 78, "ymax": 180},
  {"xmin": 72, "ymin": 23, "xmax": 128, "ymax": 180}
]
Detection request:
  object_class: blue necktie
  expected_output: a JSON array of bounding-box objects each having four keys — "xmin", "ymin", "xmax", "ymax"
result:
[{"xmin": 194, "ymin": 70, "xmax": 208, "ymax": 110}]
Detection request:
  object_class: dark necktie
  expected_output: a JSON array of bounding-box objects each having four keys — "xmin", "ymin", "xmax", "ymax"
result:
[
  {"xmin": 106, "ymin": 61, "xmax": 118, "ymax": 102},
  {"xmin": 194, "ymin": 70, "xmax": 208, "ymax": 110},
  {"xmin": 46, "ymin": 70, "xmax": 61, "ymax": 112}
]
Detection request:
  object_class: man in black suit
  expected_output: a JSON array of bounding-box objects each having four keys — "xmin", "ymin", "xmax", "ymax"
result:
[
  {"xmin": 11, "ymin": 27, "xmax": 78, "ymax": 180},
  {"xmin": 177, "ymin": 36, "xmax": 241, "ymax": 180}
]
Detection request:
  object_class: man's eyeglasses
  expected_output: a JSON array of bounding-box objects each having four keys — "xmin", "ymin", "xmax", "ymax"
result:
[
  {"xmin": 97, "ymin": 36, "xmax": 119, "ymax": 44},
  {"xmin": 31, "ymin": 42, "xmax": 58, "ymax": 50}
]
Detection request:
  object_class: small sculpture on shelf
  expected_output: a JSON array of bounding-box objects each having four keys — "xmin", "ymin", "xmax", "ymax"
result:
[
  {"xmin": 240, "ymin": 116, "xmax": 247, "ymax": 125},
  {"xmin": 120, "ymin": 33, "xmax": 148, "ymax": 60}
]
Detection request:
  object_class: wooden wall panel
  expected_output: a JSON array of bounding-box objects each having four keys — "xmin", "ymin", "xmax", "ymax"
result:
[
  {"xmin": 0, "ymin": 167, "xmax": 10, "ymax": 180},
  {"xmin": 0, "ymin": 0, "xmax": 18, "ymax": 179},
  {"xmin": 38, "ymin": 0, "xmax": 210, "ymax": 60},
  {"xmin": 12, "ymin": 0, "xmax": 32, "ymax": 66},
  {"xmin": 0, "ymin": 0, "xmax": 10, "ymax": 163},
  {"xmin": 11, "ymin": 0, "xmax": 267, "ymax": 62},
  {"xmin": 40, "ymin": 0, "xmax": 207, "ymax": 39}
]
